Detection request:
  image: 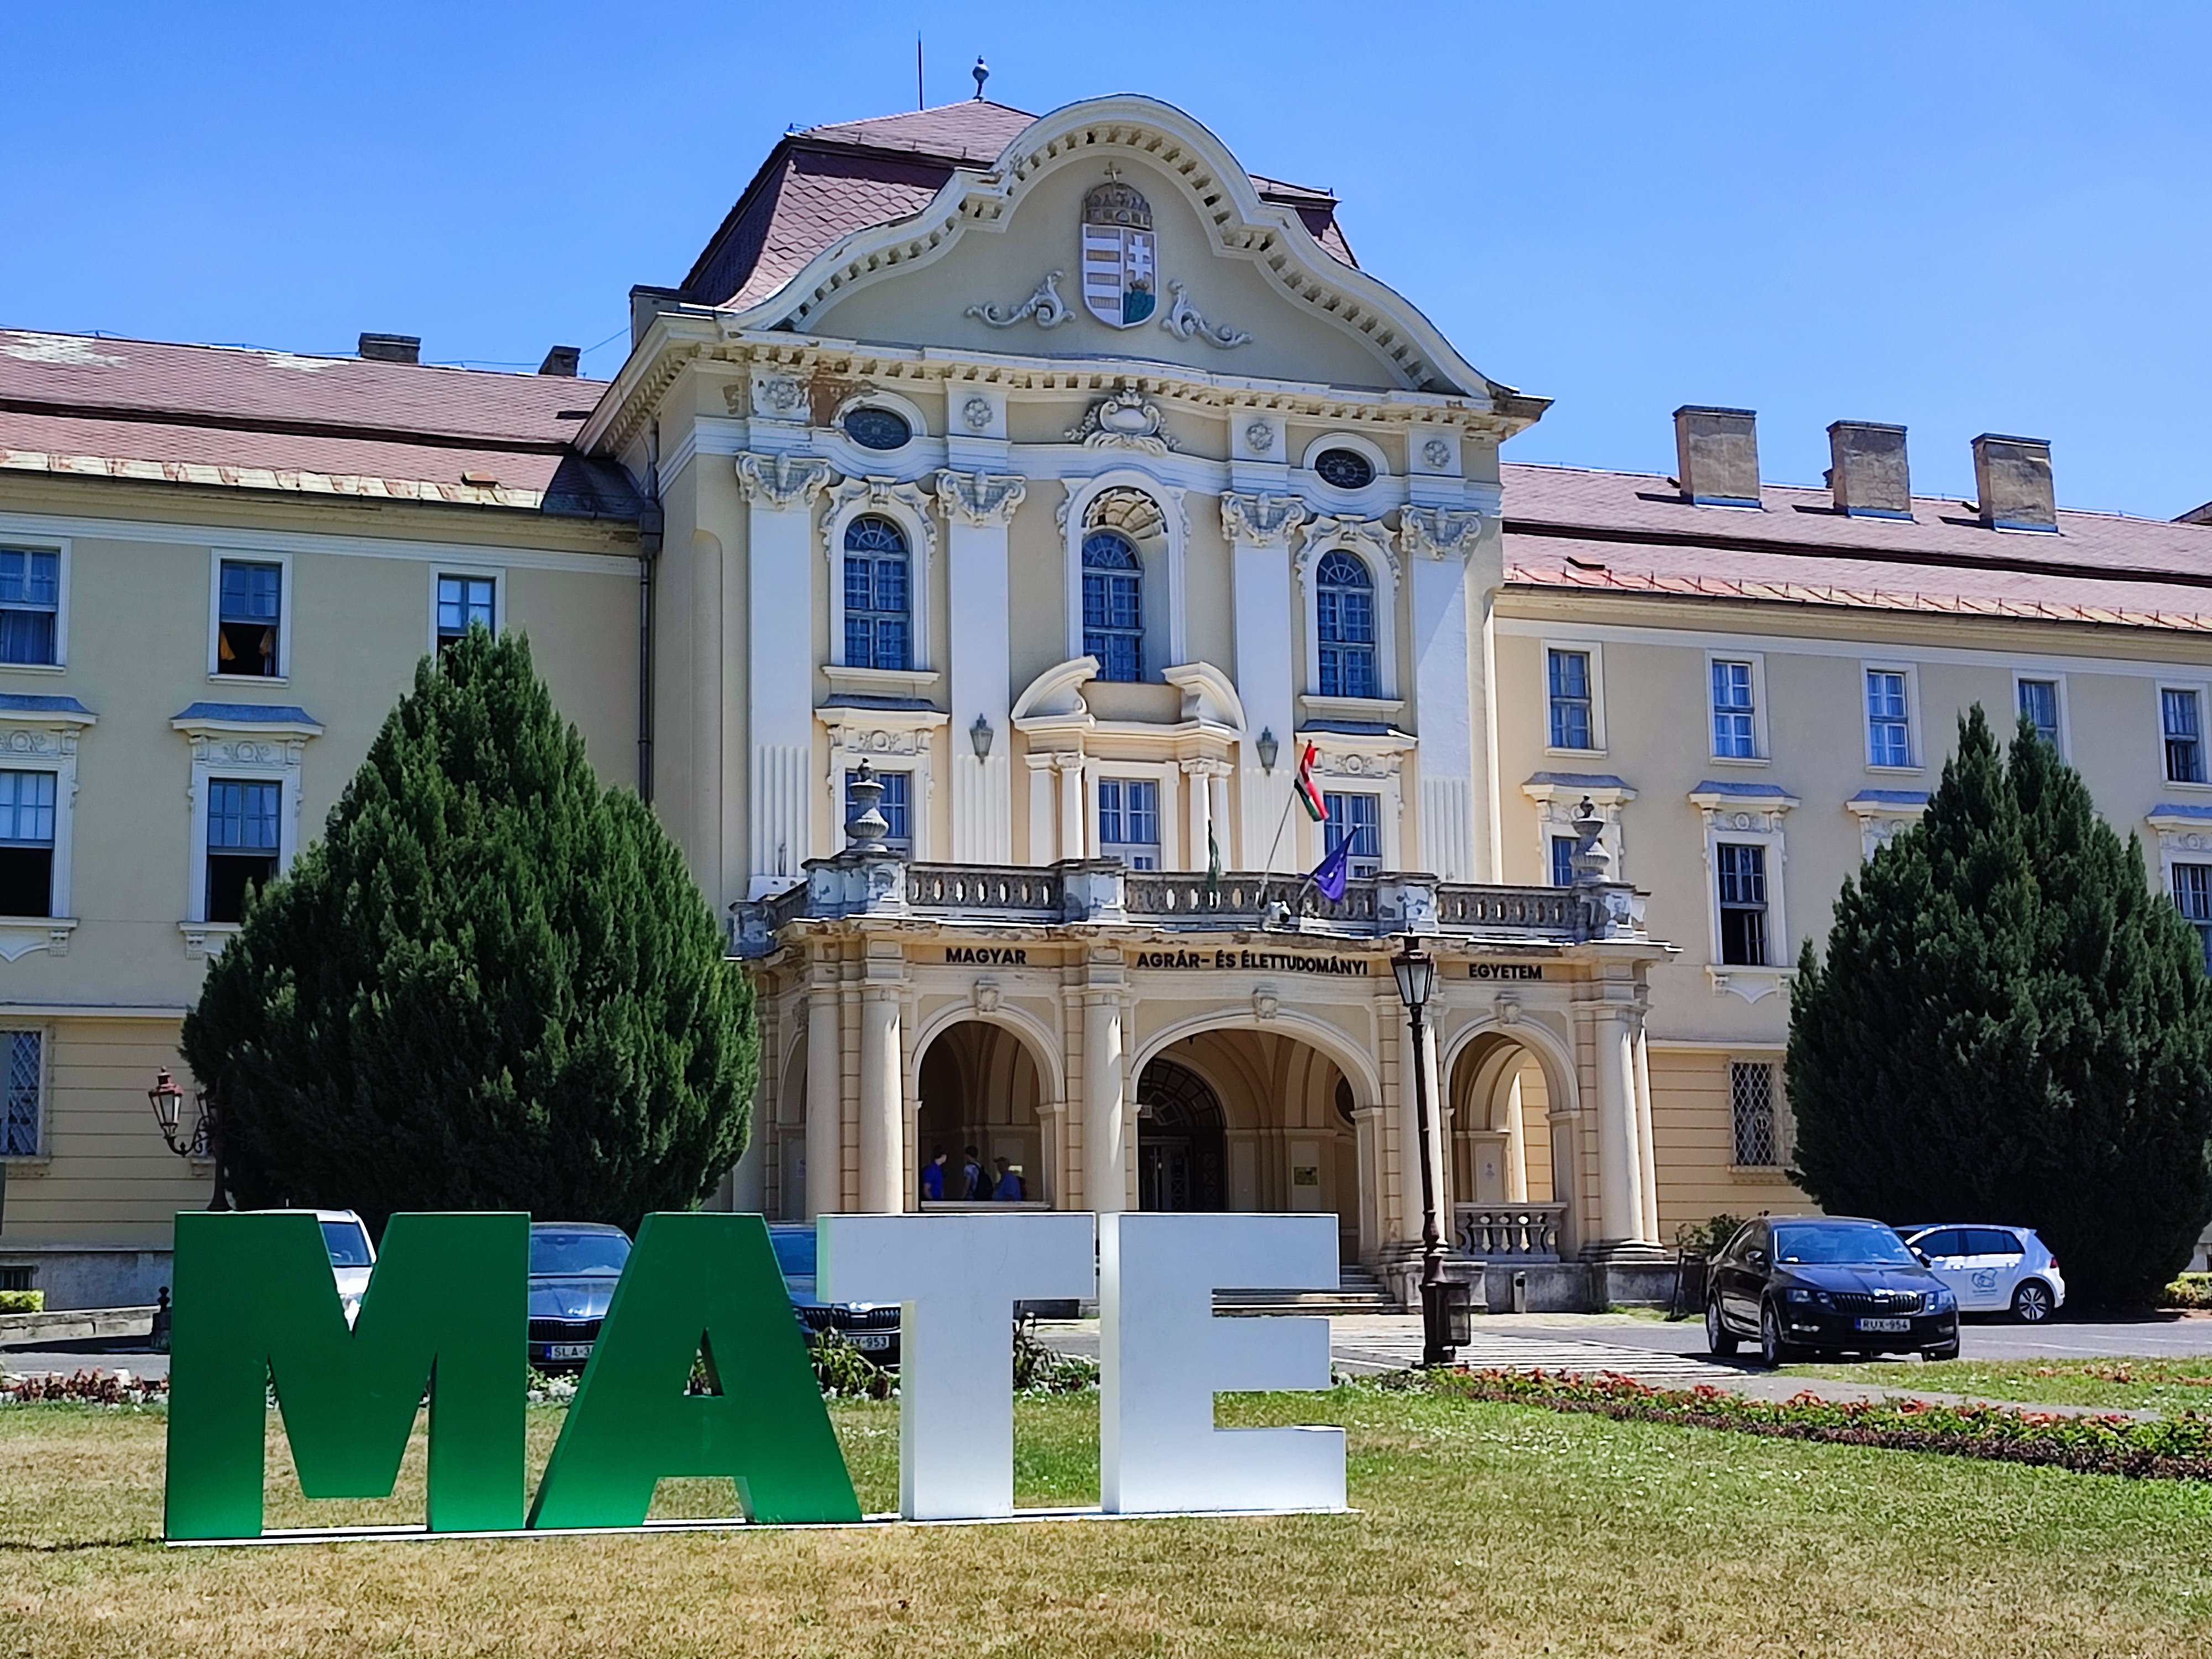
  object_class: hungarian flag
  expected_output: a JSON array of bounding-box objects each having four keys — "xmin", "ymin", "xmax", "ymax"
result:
[{"xmin": 1293, "ymin": 742, "xmax": 1328, "ymax": 823}]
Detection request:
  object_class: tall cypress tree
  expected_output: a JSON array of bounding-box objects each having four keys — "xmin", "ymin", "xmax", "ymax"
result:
[
  {"xmin": 182, "ymin": 627, "xmax": 755, "ymax": 1235},
  {"xmin": 1788, "ymin": 705, "xmax": 2212, "ymax": 1305}
]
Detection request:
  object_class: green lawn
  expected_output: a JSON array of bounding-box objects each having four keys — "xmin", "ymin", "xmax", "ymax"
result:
[
  {"xmin": 3, "ymin": 1388, "xmax": 2212, "ymax": 1656},
  {"xmin": 1789, "ymin": 1356, "xmax": 2212, "ymax": 1412}
]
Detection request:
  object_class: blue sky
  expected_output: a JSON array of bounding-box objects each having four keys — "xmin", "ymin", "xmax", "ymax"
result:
[{"xmin": 12, "ymin": 3, "xmax": 2208, "ymax": 517}]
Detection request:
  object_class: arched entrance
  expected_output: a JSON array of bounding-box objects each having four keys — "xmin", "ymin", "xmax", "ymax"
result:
[
  {"xmin": 1447, "ymin": 1031, "xmax": 1557, "ymax": 1208},
  {"xmin": 916, "ymin": 1020, "xmax": 1047, "ymax": 1203},
  {"xmin": 1135, "ymin": 1058, "xmax": 1225, "ymax": 1211}
]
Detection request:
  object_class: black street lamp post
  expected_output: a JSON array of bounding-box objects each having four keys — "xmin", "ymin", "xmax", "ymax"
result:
[
  {"xmin": 1390, "ymin": 941, "xmax": 1457, "ymax": 1367},
  {"xmin": 148, "ymin": 1067, "xmax": 228, "ymax": 1211}
]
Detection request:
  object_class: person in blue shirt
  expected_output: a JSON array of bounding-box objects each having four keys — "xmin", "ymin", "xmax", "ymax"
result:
[
  {"xmin": 920, "ymin": 1146, "xmax": 948, "ymax": 1202},
  {"xmin": 992, "ymin": 1157, "xmax": 1025, "ymax": 1202}
]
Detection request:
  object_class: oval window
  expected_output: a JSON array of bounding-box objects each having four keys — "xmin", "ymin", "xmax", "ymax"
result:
[
  {"xmin": 1314, "ymin": 447, "xmax": 1376, "ymax": 490},
  {"xmin": 843, "ymin": 407, "xmax": 914, "ymax": 451}
]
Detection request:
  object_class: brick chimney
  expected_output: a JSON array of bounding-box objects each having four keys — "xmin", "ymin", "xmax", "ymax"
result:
[
  {"xmin": 538, "ymin": 345, "xmax": 581, "ymax": 377},
  {"xmin": 1673, "ymin": 406, "xmax": 1761, "ymax": 506},
  {"xmin": 1971, "ymin": 434, "xmax": 2056, "ymax": 531},
  {"xmin": 1827, "ymin": 421, "xmax": 1911, "ymax": 518},
  {"xmin": 358, "ymin": 333, "xmax": 421, "ymax": 365}
]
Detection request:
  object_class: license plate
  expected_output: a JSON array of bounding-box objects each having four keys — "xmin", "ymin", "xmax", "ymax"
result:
[
  {"xmin": 849, "ymin": 1333, "xmax": 895, "ymax": 1352},
  {"xmin": 1855, "ymin": 1317, "xmax": 1911, "ymax": 1333},
  {"xmin": 546, "ymin": 1343, "xmax": 593, "ymax": 1361}
]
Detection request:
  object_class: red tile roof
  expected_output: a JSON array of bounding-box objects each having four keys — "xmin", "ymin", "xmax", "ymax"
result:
[
  {"xmin": 0, "ymin": 330, "xmax": 636, "ymax": 518},
  {"xmin": 682, "ymin": 99, "xmax": 1356, "ymax": 312},
  {"xmin": 1502, "ymin": 461, "xmax": 2212, "ymax": 631}
]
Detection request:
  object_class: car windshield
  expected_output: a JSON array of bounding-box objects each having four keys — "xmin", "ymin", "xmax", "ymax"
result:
[
  {"xmin": 529, "ymin": 1229, "xmax": 631, "ymax": 1276},
  {"xmin": 1772, "ymin": 1223, "xmax": 1919, "ymax": 1266},
  {"xmin": 320, "ymin": 1220, "xmax": 373, "ymax": 1267},
  {"xmin": 769, "ymin": 1229, "xmax": 816, "ymax": 1279}
]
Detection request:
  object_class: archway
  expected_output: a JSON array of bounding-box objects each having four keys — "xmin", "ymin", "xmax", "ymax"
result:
[
  {"xmin": 1135, "ymin": 1058, "xmax": 1225, "ymax": 1212},
  {"xmin": 1446, "ymin": 1031, "xmax": 1559, "ymax": 1238},
  {"xmin": 916, "ymin": 1020, "xmax": 1046, "ymax": 1203}
]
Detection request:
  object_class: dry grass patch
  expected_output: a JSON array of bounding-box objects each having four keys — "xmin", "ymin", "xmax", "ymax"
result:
[{"xmin": 1, "ymin": 1389, "xmax": 2211, "ymax": 1656}]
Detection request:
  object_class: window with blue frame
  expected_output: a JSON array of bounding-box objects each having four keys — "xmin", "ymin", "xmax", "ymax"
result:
[
  {"xmin": 436, "ymin": 574, "xmax": 496, "ymax": 651},
  {"xmin": 2017, "ymin": 678, "xmax": 2061, "ymax": 749},
  {"xmin": 1323, "ymin": 791, "xmax": 1381, "ymax": 878},
  {"xmin": 1866, "ymin": 669, "xmax": 1912, "ymax": 767},
  {"xmin": 0, "ymin": 549, "xmax": 59, "ymax": 666},
  {"xmin": 0, "ymin": 770, "xmax": 55, "ymax": 919},
  {"xmin": 844, "ymin": 769, "xmax": 911, "ymax": 854},
  {"xmin": 842, "ymin": 516, "xmax": 910, "ymax": 670},
  {"xmin": 1712, "ymin": 660, "xmax": 1757, "ymax": 758},
  {"xmin": 1550, "ymin": 833, "xmax": 1578, "ymax": 889},
  {"xmin": 1097, "ymin": 777, "xmax": 1160, "ymax": 868},
  {"xmin": 2164, "ymin": 689, "xmax": 2205, "ymax": 784},
  {"xmin": 1082, "ymin": 531, "xmax": 1144, "ymax": 683},
  {"xmin": 217, "ymin": 560, "xmax": 282, "ymax": 677},
  {"xmin": 2175, "ymin": 864, "xmax": 2212, "ymax": 974},
  {"xmin": 1716, "ymin": 842, "xmax": 1769, "ymax": 966},
  {"xmin": 1315, "ymin": 549, "xmax": 1376, "ymax": 698},
  {"xmin": 206, "ymin": 778, "xmax": 280, "ymax": 923},
  {"xmin": 1547, "ymin": 649, "xmax": 1594, "ymax": 749}
]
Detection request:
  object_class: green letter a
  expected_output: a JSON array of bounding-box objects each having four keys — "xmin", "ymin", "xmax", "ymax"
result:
[
  {"xmin": 528, "ymin": 1213, "xmax": 859, "ymax": 1528},
  {"xmin": 164, "ymin": 1211, "xmax": 526, "ymax": 1541}
]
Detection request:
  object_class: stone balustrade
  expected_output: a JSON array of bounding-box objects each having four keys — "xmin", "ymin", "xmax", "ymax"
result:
[{"xmin": 1453, "ymin": 1202, "xmax": 1568, "ymax": 1262}]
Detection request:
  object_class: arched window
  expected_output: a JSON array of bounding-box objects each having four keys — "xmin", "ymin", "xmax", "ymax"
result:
[
  {"xmin": 1082, "ymin": 530, "xmax": 1143, "ymax": 682},
  {"xmin": 843, "ymin": 515, "xmax": 909, "ymax": 670},
  {"xmin": 1315, "ymin": 549, "xmax": 1376, "ymax": 698}
]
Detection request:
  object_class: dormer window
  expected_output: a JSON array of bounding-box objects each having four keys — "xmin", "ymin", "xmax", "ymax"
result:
[{"xmin": 843, "ymin": 407, "xmax": 913, "ymax": 451}]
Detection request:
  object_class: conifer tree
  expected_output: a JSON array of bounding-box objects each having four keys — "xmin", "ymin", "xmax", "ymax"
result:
[
  {"xmin": 182, "ymin": 627, "xmax": 754, "ymax": 1234},
  {"xmin": 1787, "ymin": 705, "xmax": 2212, "ymax": 1305}
]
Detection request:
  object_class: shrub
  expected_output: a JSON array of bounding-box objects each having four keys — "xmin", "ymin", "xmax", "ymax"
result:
[{"xmin": 0, "ymin": 1290, "xmax": 44, "ymax": 1314}]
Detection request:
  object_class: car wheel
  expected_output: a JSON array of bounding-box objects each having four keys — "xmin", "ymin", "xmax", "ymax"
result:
[
  {"xmin": 1705, "ymin": 1297, "xmax": 1738, "ymax": 1357},
  {"xmin": 2011, "ymin": 1281, "xmax": 2056, "ymax": 1323},
  {"xmin": 1759, "ymin": 1301, "xmax": 1795, "ymax": 1368}
]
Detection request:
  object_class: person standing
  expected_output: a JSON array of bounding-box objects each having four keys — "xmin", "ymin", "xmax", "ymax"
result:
[
  {"xmin": 921, "ymin": 1146, "xmax": 948, "ymax": 1203},
  {"xmin": 992, "ymin": 1157, "xmax": 1024, "ymax": 1202},
  {"xmin": 960, "ymin": 1146, "xmax": 987, "ymax": 1201}
]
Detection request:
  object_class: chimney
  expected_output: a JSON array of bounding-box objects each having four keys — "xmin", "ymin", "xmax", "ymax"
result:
[
  {"xmin": 538, "ymin": 345, "xmax": 581, "ymax": 377},
  {"xmin": 1827, "ymin": 421, "xmax": 1911, "ymax": 518},
  {"xmin": 1672, "ymin": 406, "xmax": 1761, "ymax": 506},
  {"xmin": 358, "ymin": 332, "xmax": 421, "ymax": 365},
  {"xmin": 1971, "ymin": 434, "xmax": 2057, "ymax": 531}
]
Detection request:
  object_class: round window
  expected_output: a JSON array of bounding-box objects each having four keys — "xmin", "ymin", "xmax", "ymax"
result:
[
  {"xmin": 843, "ymin": 407, "xmax": 914, "ymax": 451},
  {"xmin": 1313, "ymin": 447, "xmax": 1376, "ymax": 490}
]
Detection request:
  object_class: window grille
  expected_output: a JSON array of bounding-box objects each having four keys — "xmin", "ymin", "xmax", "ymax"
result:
[
  {"xmin": 2018, "ymin": 679, "xmax": 2060, "ymax": 748},
  {"xmin": 1730, "ymin": 1060, "xmax": 1778, "ymax": 1168},
  {"xmin": 841, "ymin": 517, "xmax": 910, "ymax": 671},
  {"xmin": 217, "ymin": 560, "xmax": 282, "ymax": 677},
  {"xmin": 1323, "ymin": 792, "xmax": 1381, "ymax": 878},
  {"xmin": 2166, "ymin": 689, "xmax": 2205, "ymax": 785},
  {"xmin": 1716, "ymin": 842, "xmax": 1768, "ymax": 967},
  {"xmin": 1314, "ymin": 549, "xmax": 1376, "ymax": 699},
  {"xmin": 1, "ymin": 1030, "xmax": 40, "ymax": 1158},
  {"xmin": 0, "ymin": 1267, "xmax": 33, "ymax": 1292},
  {"xmin": 1547, "ymin": 650, "xmax": 1593, "ymax": 749},
  {"xmin": 0, "ymin": 549, "xmax": 59, "ymax": 666},
  {"xmin": 1082, "ymin": 531, "xmax": 1143, "ymax": 683},
  {"xmin": 1097, "ymin": 777, "xmax": 1160, "ymax": 869},
  {"xmin": 1866, "ymin": 670, "xmax": 1911, "ymax": 766},
  {"xmin": 436, "ymin": 575, "xmax": 495, "ymax": 647},
  {"xmin": 1712, "ymin": 660, "xmax": 1756, "ymax": 758},
  {"xmin": 845, "ymin": 769, "xmax": 911, "ymax": 855},
  {"xmin": 2175, "ymin": 864, "xmax": 2212, "ymax": 974}
]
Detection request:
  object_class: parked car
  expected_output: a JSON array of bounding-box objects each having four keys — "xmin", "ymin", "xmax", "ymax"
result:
[
  {"xmin": 766, "ymin": 1224, "xmax": 900, "ymax": 1365},
  {"xmin": 1707, "ymin": 1215, "xmax": 1959, "ymax": 1366},
  {"xmin": 316, "ymin": 1209, "xmax": 375, "ymax": 1327},
  {"xmin": 1899, "ymin": 1225, "xmax": 2065, "ymax": 1323},
  {"xmin": 526, "ymin": 1222, "xmax": 632, "ymax": 1372}
]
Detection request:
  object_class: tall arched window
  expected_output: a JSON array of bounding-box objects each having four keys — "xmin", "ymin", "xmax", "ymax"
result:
[
  {"xmin": 843, "ymin": 515, "xmax": 909, "ymax": 670},
  {"xmin": 1082, "ymin": 529, "xmax": 1143, "ymax": 682},
  {"xmin": 1315, "ymin": 549, "xmax": 1376, "ymax": 698}
]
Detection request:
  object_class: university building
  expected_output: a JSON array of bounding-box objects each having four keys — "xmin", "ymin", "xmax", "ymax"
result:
[{"xmin": 5, "ymin": 91, "xmax": 2211, "ymax": 1306}]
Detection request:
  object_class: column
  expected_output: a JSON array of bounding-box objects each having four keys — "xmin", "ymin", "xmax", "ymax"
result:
[
  {"xmin": 1057, "ymin": 753, "xmax": 1088, "ymax": 863},
  {"xmin": 1082, "ymin": 987, "xmax": 1126, "ymax": 1213},
  {"xmin": 1400, "ymin": 507, "xmax": 1491, "ymax": 884},
  {"xmin": 1593, "ymin": 1005, "xmax": 1646, "ymax": 1245},
  {"xmin": 738, "ymin": 453, "xmax": 834, "ymax": 898},
  {"xmin": 1223, "ymin": 493, "xmax": 1306, "ymax": 872},
  {"xmin": 804, "ymin": 974, "xmax": 843, "ymax": 1220},
  {"xmin": 1500, "ymin": 1071, "xmax": 1529, "ymax": 1203},
  {"xmin": 1208, "ymin": 771, "xmax": 1230, "ymax": 864},
  {"xmin": 1025, "ymin": 753, "xmax": 1058, "ymax": 864},
  {"xmin": 1181, "ymin": 758, "xmax": 1215, "ymax": 872},
  {"xmin": 856, "ymin": 982, "xmax": 905, "ymax": 1214},
  {"xmin": 1633, "ymin": 1017, "xmax": 1660, "ymax": 1244},
  {"xmin": 940, "ymin": 471, "xmax": 1025, "ymax": 864}
]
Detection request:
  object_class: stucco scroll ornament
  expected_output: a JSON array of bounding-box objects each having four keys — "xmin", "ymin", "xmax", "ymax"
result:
[
  {"xmin": 1063, "ymin": 384, "xmax": 1178, "ymax": 454},
  {"xmin": 965, "ymin": 270, "xmax": 1071, "ymax": 330},
  {"xmin": 972, "ymin": 979, "xmax": 1001, "ymax": 1014},
  {"xmin": 827, "ymin": 476, "xmax": 939, "ymax": 557},
  {"xmin": 1397, "ymin": 504, "xmax": 1489, "ymax": 560},
  {"xmin": 935, "ymin": 469, "xmax": 1026, "ymax": 528},
  {"xmin": 1158, "ymin": 280, "xmax": 1251, "ymax": 348},
  {"xmin": 734, "ymin": 453, "xmax": 834, "ymax": 511},
  {"xmin": 1219, "ymin": 491, "xmax": 1309, "ymax": 548},
  {"xmin": 1299, "ymin": 513, "xmax": 1399, "ymax": 582},
  {"xmin": 752, "ymin": 374, "xmax": 806, "ymax": 419}
]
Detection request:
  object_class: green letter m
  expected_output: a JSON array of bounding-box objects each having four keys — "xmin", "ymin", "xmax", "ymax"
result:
[{"xmin": 164, "ymin": 1211, "xmax": 526, "ymax": 1541}]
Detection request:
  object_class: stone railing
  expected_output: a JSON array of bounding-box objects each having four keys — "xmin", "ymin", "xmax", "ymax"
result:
[
  {"xmin": 1454, "ymin": 1202, "xmax": 1568, "ymax": 1262},
  {"xmin": 906, "ymin": 865, "xmax": 1063, "ymax": 920}
]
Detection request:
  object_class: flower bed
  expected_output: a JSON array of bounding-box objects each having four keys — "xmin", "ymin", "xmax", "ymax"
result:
[
  {"xmin": 1, "ymin": 1369, "xmax": 167, "ymax": 1407},
  {"xmin": 1402, "ymin": 1367, "xmax": 2212, "ymax": 1481}
]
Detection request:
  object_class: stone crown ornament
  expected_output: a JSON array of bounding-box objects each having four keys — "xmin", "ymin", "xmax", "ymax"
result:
[{"xmin": 1065, "ymin": 385, "xmax": 1178, "ymax": 454}]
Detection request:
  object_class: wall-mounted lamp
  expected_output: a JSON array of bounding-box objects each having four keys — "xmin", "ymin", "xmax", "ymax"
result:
[
  {"xmin": 1255, "ymin": 728, "xmax": 1279, "ymax": 773},
  {"xmin": 970, "ymin": 715, "xmax": 995, "ymax": 760}
]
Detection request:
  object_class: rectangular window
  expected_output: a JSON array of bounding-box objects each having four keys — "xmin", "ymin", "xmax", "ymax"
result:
[
  {"xmin": 2017, "ymin": 678, "xmax": 2061, "ymax": 749},
  {"xmin": 1712, "ymin": 660, "xmax": 1757, "ymax": 759},
  {"xmin": 1097, "ymin": 777, "xmax": 1160, "ymax": 870},
  {"xmin": 0, "ymin": 770, "xmax": 56, "ymax": 919},
  {"xmin": 216, "ymin": 560, "xmax": 282, "ymax": 677},
  {"xmin": 1547, "ymin": 649, "xmax": 1594, "ymax": 750},
  {"xmin": 1323, "ymin": 791, "xmax": 1382, "ymax": 878},
  {"xmin": 0, "ymin": 549, "xmax": 60, "ymax": 666},
  {"xmin": 1730, "ymin": 1060, "xmax": 1778, "ymax": 1168},
  {"xmin": 1082, "ymin": 572, "xmax": 1142, "ymax": 683},
  {"xmin": 0, "ymin": 1266, "xmax": 32, "ymax": 1292},
  {"xmin": 844, "ymin": 769, "xmax": 910, "ymax": 855},
  {"xmin": 1866, "ymin": 669, "xmax": 1912, "ymax": 767},
  {"xmin": 2166, "ymin": 689, "xmax": 2205, "ymax": 785},
  {"xmin": 1, "ymin": 1030, "xmax": 40, "ymax": 1159},
  {"xmin": 206, "ymin": 778, "xmax": 280, "ymax": 923},
  {"xmin": 1550, "ymin": 834, "xmax": 1578, "ymax": 889},
  {"xmin": 2174, "ymin": 864, "xmax": 2212, "ymax": 974},
  {"xmin": 436, "ymin": 574, "xmax": 496, "ymax": 649},
  {"xmin": 843, "ymin": 555, "xmax": 910, "ymax": 671},
  {"xmin": 1715, "ymin": 842, "xmax": 1768, "ymax": 967}
]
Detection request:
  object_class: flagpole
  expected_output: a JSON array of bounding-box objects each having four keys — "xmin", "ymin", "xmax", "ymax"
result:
[{"xmin": 1259, "ymin": 782, "xmax": 1298, "ymax": 880}]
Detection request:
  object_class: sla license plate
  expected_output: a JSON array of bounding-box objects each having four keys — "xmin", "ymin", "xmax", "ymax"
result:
[
  {"xmin": 850, "ymin": 1333, "xmax": 895, "ymax": 1352},
  {"xmin": 1854, "ymin": 1317, "xmax": 1912, "ymax": 1334},
  {"xmin": 546, "ymin": 1343, "xmax": 594, "ymax": 1361}
]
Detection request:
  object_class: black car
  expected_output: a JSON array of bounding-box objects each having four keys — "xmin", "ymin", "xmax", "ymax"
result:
[
  {"xmin": 1706, "ymin": 1215, "xmax": 1959, "ymax": 1366},
  {"xmin": 526, "ymin": 1222, "xmax": 632, "ymax": 1373},
  {"xmin": 768, "ymin": 1224, "xmax": 901, "ymax": 1366}
]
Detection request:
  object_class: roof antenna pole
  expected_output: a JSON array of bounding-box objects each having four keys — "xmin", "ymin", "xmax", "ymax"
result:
[
  {"xmin": 973, "ymin": 56, "xmax": 989, "ymax": 101},
  {"xmin": 916, "ymin": 34, "xmax": 924, "ymax": 110}
]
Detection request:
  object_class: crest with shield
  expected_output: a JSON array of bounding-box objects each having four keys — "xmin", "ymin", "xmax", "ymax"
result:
[{"xmin": 1081, "ymin": 180, "xmax": 1156, "ymax": 328}]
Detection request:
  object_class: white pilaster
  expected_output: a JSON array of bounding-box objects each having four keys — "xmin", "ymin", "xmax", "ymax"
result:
[
  {"xmin": 856, "ymin": 982, "xmax": 905, "ymax": 1214},
  {"xmin": 1025, "ymin": 753, "xmax": 1059, "ymax": 863},
  {"xmin": 1593, "ymin": 1004, "xmax": 1647, "ymax": 1245},
  {"xmin": 1400, "ymin": 508, "xmax": 1489, "ymax": 884},
  {"xmin": 940, "ymin": 470, "xmax": 1024, "ymax": 863},
  {"xmin": 739, "ymin": 453, "xmax": 834, "ymax": 897},
  {"xmin": 1223, "ymin": 493, "xmax": 1306, "ymax": 872},
  {"xmin": 1082, "ymin": 986, "xmax": 1126, "ymax": 1214},
  {"xmin": 805, "ymin": 977, "xmax": 842, "ymax": 1220},
  {"xmin": 1057, "ymin": 753, "xmax": 1088, "ymax": 862}
]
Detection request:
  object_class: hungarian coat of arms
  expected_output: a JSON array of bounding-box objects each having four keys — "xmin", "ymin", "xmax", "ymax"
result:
[{"xmin": 1080, "ymin": 180, "xmax": 1156, "ymax": 328}]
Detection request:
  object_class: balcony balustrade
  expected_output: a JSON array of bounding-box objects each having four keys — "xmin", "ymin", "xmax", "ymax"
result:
[{"xmin": 1453, "ymin": 1202, "xmax": 1568, "ymax": 1262}]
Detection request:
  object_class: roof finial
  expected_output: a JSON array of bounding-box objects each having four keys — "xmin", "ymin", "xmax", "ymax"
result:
[{"xmin": 972, "ymin": 56, "xmax": 989, "ymax": 100}]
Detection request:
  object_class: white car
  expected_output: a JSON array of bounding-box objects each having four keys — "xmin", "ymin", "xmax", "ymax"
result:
[
  {"xmin": 314, "ymin": 1209, "xmax": 376, "ymax": 1326},
  {"xmin": 1901, "ymin": 1225, "xmax": 2064, "ymax": 1322}
]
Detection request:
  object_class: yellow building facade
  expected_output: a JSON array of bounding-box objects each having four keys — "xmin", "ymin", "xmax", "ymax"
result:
[{"xmin": 6, "ymin": 92, "xmax": 2211, "ymax": 1305}]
